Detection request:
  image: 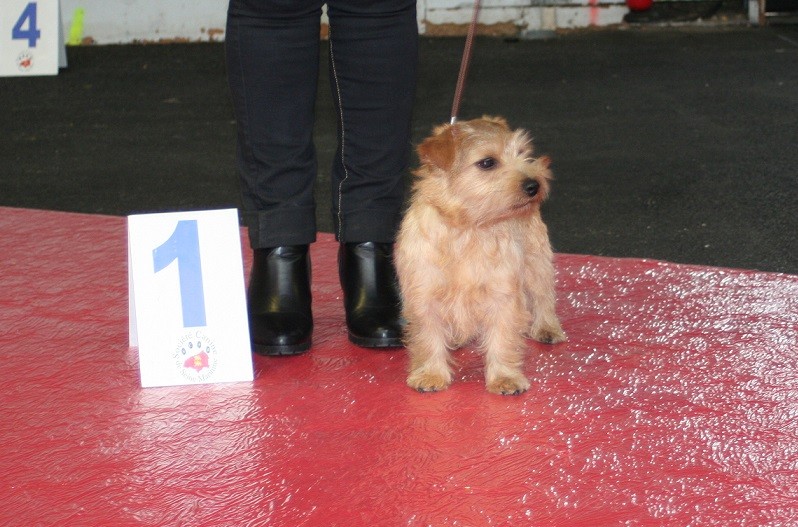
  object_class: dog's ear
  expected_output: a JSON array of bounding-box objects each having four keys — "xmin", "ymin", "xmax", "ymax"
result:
[{"xmin": 418, "ymin": 126, "xmax": 456, "ymax": 172}]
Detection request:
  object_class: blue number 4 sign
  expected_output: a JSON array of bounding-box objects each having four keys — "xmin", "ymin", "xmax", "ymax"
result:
[{"xmin": 12, "ymin": 2, "xmax": 42, "ymax": 48}]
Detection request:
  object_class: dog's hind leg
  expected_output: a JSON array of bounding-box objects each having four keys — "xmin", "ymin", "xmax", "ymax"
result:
[{"xmin": 524, "ymin": 252, "xmax": 567, "ymax": 344}]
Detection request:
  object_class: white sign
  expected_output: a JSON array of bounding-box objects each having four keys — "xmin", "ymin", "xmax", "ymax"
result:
[
  {"xmin": 128, "ymin": 209, "xmax": 253, "ymax": 388},
  {"xmin": 1, "ymin": 0, "xmax": 66, "ymax": 76}
]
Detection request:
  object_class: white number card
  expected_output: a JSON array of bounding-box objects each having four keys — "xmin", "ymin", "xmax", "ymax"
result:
[
  {"xmin": 128, "ymin": 209, "xmax": 253, "ymax": 388},
  {"xmin": 1, "ymin": 0, "xmax": 67, "ymax": 76}
]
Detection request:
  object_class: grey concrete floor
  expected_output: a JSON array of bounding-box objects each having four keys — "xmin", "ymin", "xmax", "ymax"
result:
[{"xmin": 2, "ymin": 26, "xmax": 796, "ymax": 273}]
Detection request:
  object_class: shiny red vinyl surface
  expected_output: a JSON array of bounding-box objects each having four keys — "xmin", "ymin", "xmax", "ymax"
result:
[{"xmin": 2, "ymin": 206, "xmax": 797, "ymax": 526}]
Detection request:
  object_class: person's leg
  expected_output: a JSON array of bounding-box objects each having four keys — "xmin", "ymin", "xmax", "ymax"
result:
[
  {"xmin": 226, "ymin": 0, "xmax": 324, "ymax": 354},
  {"xmin": 326, "ymin": 0, "xmax": 419, "ymax": 347},
  {"xmin": 226, "ymin": 0, "xmax": 323, "ymax": 249},
  {"xmin": 326, "ymin": 0, "xmax": 419, "ymax": 243}
]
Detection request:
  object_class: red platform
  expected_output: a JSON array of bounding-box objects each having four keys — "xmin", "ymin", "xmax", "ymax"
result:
[{"xmin": 2, "ymin": 206, "xmax": 797, "ymax": 526}]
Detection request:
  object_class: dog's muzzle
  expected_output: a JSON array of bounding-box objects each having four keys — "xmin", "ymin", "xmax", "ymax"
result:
[{"xmin": 522, "ymin": 178, "xmax": 540, "ymax": 197}]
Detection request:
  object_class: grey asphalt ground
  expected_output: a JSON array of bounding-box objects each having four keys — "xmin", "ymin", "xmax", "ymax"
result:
[{"xmin": 2, "ymin": 25, "xmax": 796, "ymax": 273}]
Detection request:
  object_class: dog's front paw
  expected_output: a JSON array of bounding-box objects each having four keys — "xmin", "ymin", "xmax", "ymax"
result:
[
  {"xmin": 486, "ymin": 374, "xmax": 531, "ymax": 396},
  {"xmin": 407, "ymin": 369, "xmax": 451, "ymax": 393}
]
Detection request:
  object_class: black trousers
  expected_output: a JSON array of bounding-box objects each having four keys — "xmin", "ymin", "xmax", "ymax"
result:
[{"xmin": 225, "ymin": 0, "xmax": 419, "ymax": 248}]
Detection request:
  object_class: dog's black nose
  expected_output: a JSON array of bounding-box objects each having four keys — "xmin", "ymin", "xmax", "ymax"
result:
[{"xmin": 523, "ymin": 178, "xmax": 540, "ymax": 197}]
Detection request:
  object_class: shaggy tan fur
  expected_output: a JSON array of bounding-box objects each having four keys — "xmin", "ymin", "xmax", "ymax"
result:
[{"xmin": 395, "ymin": 116, "xmax": 566, "ymax": 395}]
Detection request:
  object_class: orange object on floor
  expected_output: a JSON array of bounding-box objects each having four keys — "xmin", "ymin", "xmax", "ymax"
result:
[{"xmin": 2, "ymin": 206, "xmax": 797, "ymax": 526}]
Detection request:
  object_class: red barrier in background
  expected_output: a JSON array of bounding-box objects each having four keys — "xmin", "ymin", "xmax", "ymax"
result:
[{"xmin": 1, "ymin": 206, "xmax": 796, "ymax": 526}]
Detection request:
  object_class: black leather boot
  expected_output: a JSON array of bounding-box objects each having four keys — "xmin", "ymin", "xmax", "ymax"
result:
[
  {"xmin": 339, "ymin": 242, "xmax": 403, "ymax": 348},
  {"xmin": 247, "ymin": 246, "xmax": 312, "ymax": 355}
]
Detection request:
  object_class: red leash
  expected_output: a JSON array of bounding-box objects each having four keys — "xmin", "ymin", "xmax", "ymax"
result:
[{"xmin": 450, "ymin": 0, "xmax": 482, "ymax": 124}]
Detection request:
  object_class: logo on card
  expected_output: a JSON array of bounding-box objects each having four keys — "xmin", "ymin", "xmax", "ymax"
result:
[
  {"xmin": 16, "ymin": 51, "xmax": 33, "ymax": 72},
  {"xmin": 174, "ymin": 330, "xmax": 218, "ymax": 382}
]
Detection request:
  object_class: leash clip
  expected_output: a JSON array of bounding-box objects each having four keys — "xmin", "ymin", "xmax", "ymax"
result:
[{"xmin": 449, "ymin": 0, "xmax": 481, "ymax": 124}]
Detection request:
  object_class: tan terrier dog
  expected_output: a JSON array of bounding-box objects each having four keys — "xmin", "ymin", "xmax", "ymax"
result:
[{"xmin": 395, "ymin": 116, "xmax": 566, "ymax": 395}]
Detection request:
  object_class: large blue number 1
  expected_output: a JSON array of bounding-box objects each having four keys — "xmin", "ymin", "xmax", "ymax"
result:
[
  {"xmin": 153, "ymin": 220, "xmax": 207, "ymax": 328},
  {"xmin": 12, "ymin": 3, "xmax": 41, "ymax": 48}
]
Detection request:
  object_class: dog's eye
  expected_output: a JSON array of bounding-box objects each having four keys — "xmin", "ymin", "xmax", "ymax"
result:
[{"xmin": 476, "ymin": 157, "xmax": 497, "ymax": 170}]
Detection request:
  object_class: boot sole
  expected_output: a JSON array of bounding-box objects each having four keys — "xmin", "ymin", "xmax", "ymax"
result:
[
  {"xmin": 252, "ymin": 340, "xmax": 311, "ymax": 356},
  {"xmin": 348, "ymin": 332, "xmax": 403, "ymax": 349}
]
